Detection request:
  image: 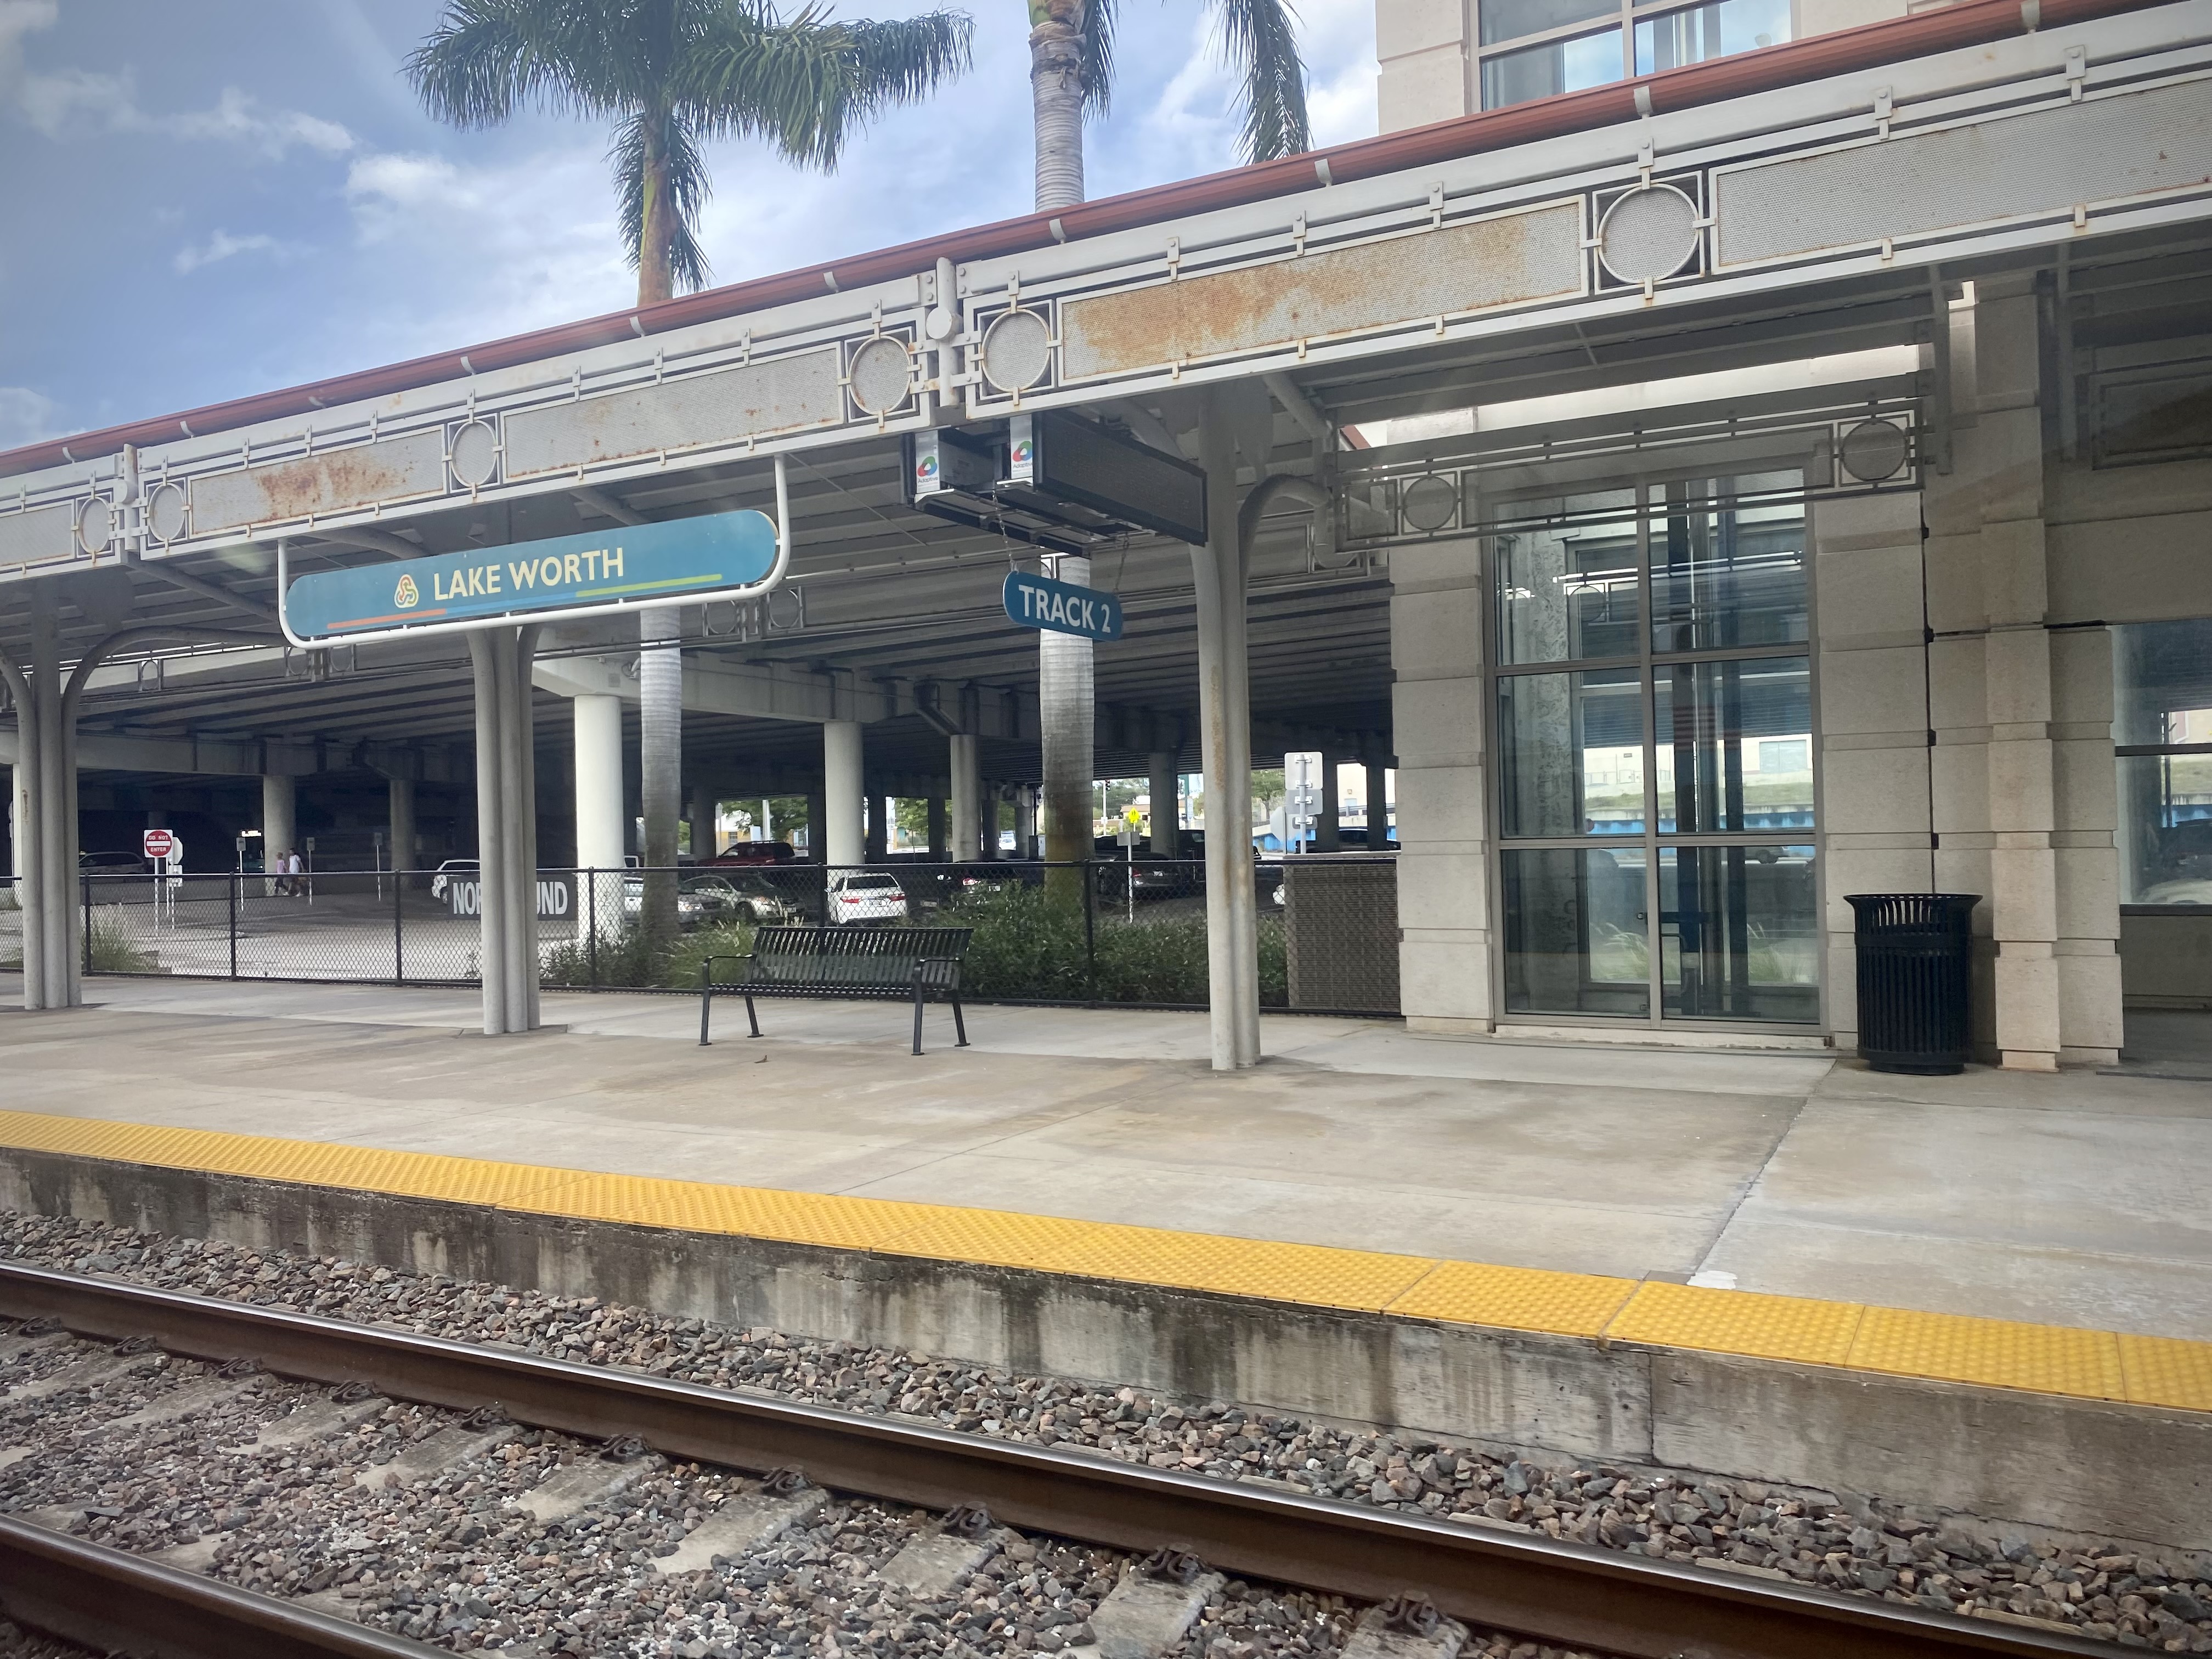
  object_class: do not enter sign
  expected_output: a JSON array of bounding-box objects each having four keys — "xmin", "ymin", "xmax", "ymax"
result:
[{"xmin": 142, "ymin": 829, "xmax": 174, "ymax": 860}]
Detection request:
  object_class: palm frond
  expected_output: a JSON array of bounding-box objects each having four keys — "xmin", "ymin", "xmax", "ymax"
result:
[
  {"xmin": 676, "ymin": 3, "xmax": 973, "ymax": 168},
  {"xmin": 404, "ymin": 0, "xmax": 637, "ymax": 127},
  {"xmin": 1209, "ymin": 0, "xmax": 1310, "ymax": 162},
  {"xmin": 613, "ymin": 108, "xmax": 715, "ymax": 292},
  {"xmin": 1080, "ymin": 0, "xmax": 1115, "ymax": 116}
]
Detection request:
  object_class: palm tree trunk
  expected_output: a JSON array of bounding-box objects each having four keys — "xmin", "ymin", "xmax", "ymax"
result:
[
  {"xmin": 1029, "ymin": 0, "xmax": 1086, "ymax": 211},
  {"xmin": 638, "ymin": 112, "xmax": 676, "ymax": 307}
]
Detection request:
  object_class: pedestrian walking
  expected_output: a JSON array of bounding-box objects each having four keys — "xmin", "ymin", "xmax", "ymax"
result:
[{"xmin": 286, "ymin": 847, "xmax": 307, "ymax": 899}]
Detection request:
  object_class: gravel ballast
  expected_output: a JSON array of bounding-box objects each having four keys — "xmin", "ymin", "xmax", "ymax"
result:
[{"xmin": 4, "ymin": 1212, "xmax": 2211, "ymax": 1655}]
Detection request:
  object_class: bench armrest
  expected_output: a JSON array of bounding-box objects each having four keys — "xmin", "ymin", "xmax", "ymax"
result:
[{"xmin": 698, "ymin": 952, "xmax": 758, "ymax": 987}]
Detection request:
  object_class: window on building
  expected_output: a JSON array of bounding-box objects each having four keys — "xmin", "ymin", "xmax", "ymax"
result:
[
  {"xmin": 2115, "ymin": 618, "xmax": 2212, "ymax": 906},
  {"xmin": 1476, "ymin": 0, "xmax": 1792, "ymax": 109},
  {"xmin": 1493, "ymin": 475, "xmax": 1818, "ymax": 1025}
]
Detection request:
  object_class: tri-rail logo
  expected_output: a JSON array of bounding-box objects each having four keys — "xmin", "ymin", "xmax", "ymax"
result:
[{"xmin": 393, "ymin": 573, "xmax": 420, "ymax": 609}]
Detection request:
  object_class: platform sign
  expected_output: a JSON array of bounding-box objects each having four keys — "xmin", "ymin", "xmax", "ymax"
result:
[
  {"xmin": 142, "ymin": 828, "xmax": 174, "ymax": 861},
  {"xmin": 283, "ymin": 509, "xmax": 778, "ymax": 643},
  {"xmin": 1003, "ymin": 569, "xmax": 1123, "ymax": 642}
]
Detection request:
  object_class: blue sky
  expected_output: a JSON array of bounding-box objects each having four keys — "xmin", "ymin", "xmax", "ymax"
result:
[{"xmin": 0, "ymin": 0, "xmax": 1379, "ymax": 449}]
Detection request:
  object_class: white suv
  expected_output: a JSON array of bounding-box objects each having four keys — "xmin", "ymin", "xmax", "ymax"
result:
[{"xmin": 826, "ymin": 872, "xmax": 907, "ymax": 924}]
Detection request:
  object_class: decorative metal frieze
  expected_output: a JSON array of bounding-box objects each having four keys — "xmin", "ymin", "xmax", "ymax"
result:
[
  {"xmin": 1711, "ymin": 72, "xmax": 2212, "ymax": 268},
  {"xmin": 1054, "ymin": 200, "xmax": 1587, "ymax": 385},
  {"xmin": 188, "ymin": 428, "xmax": 449, "ymax": 534},
  {"xmin": 502, "ymin": 346, "xmax": 843, "ymax": 478},
  {"xmin": 0, "ymin": 502, "xmax": 78, "ymax": 571}
]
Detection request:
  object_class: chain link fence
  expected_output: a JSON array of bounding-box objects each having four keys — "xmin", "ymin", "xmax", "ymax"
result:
[{"xmin": 21, "ymin": 858, "xmax": 1400, "ymax": 1014}]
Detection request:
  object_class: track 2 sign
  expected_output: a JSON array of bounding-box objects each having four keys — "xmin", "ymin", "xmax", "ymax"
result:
[{"xmin": 1003, "ymin": 569, "xmax": 1123, "ymax": 642}]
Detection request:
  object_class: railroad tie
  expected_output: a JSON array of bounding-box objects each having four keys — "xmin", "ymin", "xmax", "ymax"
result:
[
  {"xmin": 1339, "ymin": 1595, "xmax": 1468, "ymax": 1659},
  {"xmin": 1075, "ymin": 1550, "xmax": 1224, "ymax": 1659},
  {"xmin": 0, "ymin": 1447, "xmax": 31, "ymax": 1474},
  {"xmin": 650, "ymin": 1469, "xmax": 826, "ymax": 1575},
  {"xmin": 512, "ymin": 1449, "xmax": 660, "ymax": 1523},
  {"xmin": 877, "ymin": 1504, "xmax": 1006, "ymax": 1596},
  {"xmin": 2, "ymin": 1348, "xmax": 160, "ymax": 1402},
  {"xmin": 225, "ymin": 1387, "xmax": 389, "ymax": 1454},
  {"xmin": 352, "ymin": 1417, "xmax": 518, "ymax": 1490},
  {"xmin": 99, "ymin": 1374, "xmax": 258, "ymax": 1432},
  {"xmin": 0, "ymin": 1328, "xmax": 65, "ymax": 1364}
]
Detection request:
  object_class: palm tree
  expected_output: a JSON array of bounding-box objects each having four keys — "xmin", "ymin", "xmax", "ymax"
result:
[
  {"xmin": 407, "ymin": 0, "xmax": 972, "ymax": 940},
  {"xmin": 1025, "ymin": 0, "xmax": 1310, "ymax": 870},
  {"xmin": 1026, "ymin": 0, "xmax": 1310, "ymax": 212}
]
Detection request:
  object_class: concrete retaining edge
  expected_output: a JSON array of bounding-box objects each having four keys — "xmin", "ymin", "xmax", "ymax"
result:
[{"xmin": 2, "ymin": 1146, "xmax": 2205, "ymax": 1553}]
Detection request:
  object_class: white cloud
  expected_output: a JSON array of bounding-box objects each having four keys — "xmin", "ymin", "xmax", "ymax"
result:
[
  {"xmin": 341, "ymin": 146, "xmax": 635, "ymax": 353},
  {"xmin": 2, "ymin": 5, "xmax": 354, "ymax": 158},
  {"xmin": 0, "ymin": 385, "xmax": 59, "ymax": 448},
  {"xmin": 174, "ymin": 229, "xmax": 290, "ymax": 275}
]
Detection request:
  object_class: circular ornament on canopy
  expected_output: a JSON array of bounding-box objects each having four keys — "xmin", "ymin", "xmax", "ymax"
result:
[
  {"xmin": 1839, "ymin": 417, "xmax": 1911, "ymax": 482},
  {"xmin": 980, "ymin": 308, "xmax": 1053, "ymax": 393},
  {"xmin": 449, "ymin": 419, "xmax": 500, "ymax": 489},
  {"xmin": 144, "ymin": 481, "xmax": 188, "ymax": 544},
  {"xmin": 75, "ymin": 496, "xmax": 113, "ymax": 555},
  {"xmin": 848, "ymin": 336, "xmax": 915, "ymax": 415},
  {"xmin": 1400, "ymin": 473, "xmax": 1460, "ymax": 533},
  {"xmin": 1597, "ymin": 184, "xmax": 1702, "ymax": 286}
]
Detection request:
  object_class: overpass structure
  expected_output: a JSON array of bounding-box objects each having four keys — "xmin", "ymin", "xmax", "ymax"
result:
[{"xmin": 4, "ymin": 0, "xmax": 2209, "ymax": 1069}]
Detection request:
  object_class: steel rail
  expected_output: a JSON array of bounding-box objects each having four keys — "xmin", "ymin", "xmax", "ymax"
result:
[
  {"xmin": 0, "ymin": 1261, "xmax": 2114, "ymax": 1659},
  {"xmin": 0, "ymin": 1515, "xmax": 439, "ymax": 1659}
]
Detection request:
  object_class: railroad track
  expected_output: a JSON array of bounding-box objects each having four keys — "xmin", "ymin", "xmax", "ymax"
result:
[{"xmin": 0, "ymin": 1260, "xmax": 2113, "ymax": 1659}]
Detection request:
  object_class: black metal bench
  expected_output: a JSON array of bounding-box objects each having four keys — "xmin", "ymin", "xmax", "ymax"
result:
[{"xmin": 699, "ymin": 925, "xmax": 973, "ymax": 1055}]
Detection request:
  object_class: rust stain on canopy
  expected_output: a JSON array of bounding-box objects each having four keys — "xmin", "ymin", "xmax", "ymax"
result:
[
  {"xmin": 188, "ymin": 429, "xmax": 449, "ymax": 533},
  {"xmin": 1060, "ymin": 202, "xmax": 1586, "ymax": 380}
]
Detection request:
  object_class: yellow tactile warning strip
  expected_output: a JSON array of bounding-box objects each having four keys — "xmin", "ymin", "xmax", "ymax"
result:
[
  {"xmin": 1, "ymin": 1107, "xmax": 2206, "ymax": 1414},
  {"xmin": 1607, "ymin": 1281, "xmax": 1866, "ymax": 1368}
]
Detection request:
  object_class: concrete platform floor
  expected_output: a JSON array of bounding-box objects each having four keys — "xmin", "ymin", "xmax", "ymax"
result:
[{"xmin": 4, "ymin": 975, "xmax": 2209, "ymax": 1342}]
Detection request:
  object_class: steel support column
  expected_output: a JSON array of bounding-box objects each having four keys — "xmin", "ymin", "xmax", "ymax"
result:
[
  {"xmin": 1148, "ymin": 750, "xmax": 1180, "ymax": 856},
  {"xmin": 950, "ymin": 733, "xmax": 981, "ymax": 861},
  {"xmin": 823, "ymin": 722, "xmax": 864, "ymax": 866},
  {"xmin": 469, "ymin": 626, "xmax": 540, "ymax": 1036},
  {"xmin": 1039, "ymin": 555, "xmax": 1094, "ymax": 865},
  {"xmin": 572, "ymin": 693, "xmax": 625, "ymax": 876},
  {"xmin": 1195, "ymin": 390, "xmax": 1261, "ymax": 1070}
]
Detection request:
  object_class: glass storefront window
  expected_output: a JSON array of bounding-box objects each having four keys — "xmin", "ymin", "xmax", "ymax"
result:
[
  {"xmin": 1480, "ymin": 29, "xmax": 1624, "ymax": 109},
  {"xmin": 1498, "ymin": 669, "xmax": 1646, "ymax": 837},
  {"xmin": 1649, "ymin": 480, "xmax": 1808, "ymax": 653},
  {"xmin": 1654, "ymin": 657, "xmax": 1813, "ymax": 832},
  {"xmin": 2114, "ymin": 619, "xmax": 2212, "ymax": 905},
  {"xmin": 1658, "ymin": 845, "xmax": 1819, "ymax": 1021},
  {"xmin": 1483, "ymin": 0, "xmax": 1620, "ymax": 44},
  {"xmin": 1633, "ymin": 0, "xmax": 1790, "ymax": 73},
  {"xmin": 1493, "ymin": 493, "xmax": 1639, "ymax": 665},
  {"xmin": 1492, "ymin": 473, "xmax": 1816, "ymax": 1025},
  {"xmin": 1502, "ymin": 847, "xmax": 1652, "ymax": 1017}
]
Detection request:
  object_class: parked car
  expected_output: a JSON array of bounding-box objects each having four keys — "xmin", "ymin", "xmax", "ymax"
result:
[
  {"xmin": 79, "ymin": 850, "xmax": 148, "ymax": 873},
  {"xmin": 826, "ymin": 871, "xmax": 907, "ymax": 924},
  {"xmin": 710, "ymin": 842, "xmax": 798, "ymax": 867},
  {"xmin": 429, "ymin": 859, "xmax": 477, "ymax": 900},
  {"xmin": 675, "ymin": 873, "xmax": 800, "ymax": 928}
]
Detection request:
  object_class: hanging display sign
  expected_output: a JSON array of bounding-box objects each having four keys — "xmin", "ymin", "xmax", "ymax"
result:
[
  {"xmin": 279, "ymin": 464, "xmax": 792, "ymax": 649},
  {"xmin": 1003, "ymin": 569, "xmax": 1124, "ymax": 642}
]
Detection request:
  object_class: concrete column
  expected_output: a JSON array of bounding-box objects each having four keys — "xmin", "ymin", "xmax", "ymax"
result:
[
  {"xmin": 1148, "ymin": 751, "xmax": 1179, "ymax": 855},
  {"xmin": 688, "ymin": 780, "xmax": 715, "ymax": 861},
  {"xmin": 865, "ymin": 796, "xmax": 888, "ymax": 863},
  {"xmin": 927, "ymin": 795, "xmax": 947, "ymax": 859},
  {"xmin": 949, "ymin": 733, "xmax": 981, "ymax": 861},
  {"xmin": 1924, "ymin": 273, "xmax": 2118, "ymax": 1068},
  {"xmin": 1315, "ymin": 753, "xmax": 1341, "ymax": 851},
  {"xmin": 1389, "ymin": 532, "xmax": 1491, "ymax": 1034},
  {"xmin": 388, "ymin": 778, "xmax": 416, "ymax": 878},
  {"xmin": 467, "ymin": 627, "xmax": 541, "ymax": 1036},
  {"xmin": 822, "ymin": 721, "xmax": 864, "ymax": 866},
  {"xmin": 1039, "ymin": 555, "xmax": 1096, "ymax": 863},
  {"xmin": 572, "ymin": 694, "xmax": 625, "ymax": 874},
  {"xmin": 637, "ymin": 607, "xmax": 682, "ymax": 946},
  {"xmin": 805, "ymin": 788, "xmax": 827, "ymax": 862},
  {"xmin": 1195, "ymin": 387, "xmax": 1261, "ymax": 1069},
  {"xmin": 978, "ymin": 786, "xmax": 999, "ymax": 861},
  {"xmin": 1014, "ymin": 785, "xmax": 1039, "ymax": 858},
  {"xmin": 261, "ymin": 774, "xmax": 296, "ymax": 895}
]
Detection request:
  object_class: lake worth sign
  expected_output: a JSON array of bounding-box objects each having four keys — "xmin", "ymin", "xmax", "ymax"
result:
[
  {"xmin": 281, "ymin": 505, "xmax": 781, "ymax": 646},
  {"xmin": 1003, "ymin": 569, "xmax": 1123, "ymax": 643}
]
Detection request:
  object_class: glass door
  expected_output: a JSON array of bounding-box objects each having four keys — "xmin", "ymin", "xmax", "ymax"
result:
[{"xmin": 1492, "ymin": 474, "xmax": 1819, "ymax": 1026}]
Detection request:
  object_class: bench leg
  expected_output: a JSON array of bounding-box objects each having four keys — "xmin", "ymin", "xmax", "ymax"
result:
[
  {"xmin": 744, "ymin": 992, "xmax": 761, "ymax": 1039},
  {"xmin": 699, "ymin": 981, "xmax": 713, "ymax": 1047},
  {"xmin": 952, "ymin": 989, "xmax": 968, "ymax": 1048},
  {"xmin": 911, "ymin": 984, "xmax": 926, "ymax": 1056}
]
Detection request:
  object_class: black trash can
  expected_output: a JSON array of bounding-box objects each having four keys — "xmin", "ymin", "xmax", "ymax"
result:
[{"xmin": 1846, "ymin": 893, "xmax": 1980, "ymax": 1074}]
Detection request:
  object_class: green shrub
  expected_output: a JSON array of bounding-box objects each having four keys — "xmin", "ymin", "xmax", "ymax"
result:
[
  {"xmin": 540, "ymin": 918, "xmax": 757, "ymax": 990},
  {"xmin": 939, "ymin": 883, "xmax": 1092, "ymax": 1000},
  {"xmin": 84, "ymin": 908, "xmax": 157, "ymax": 974}
]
